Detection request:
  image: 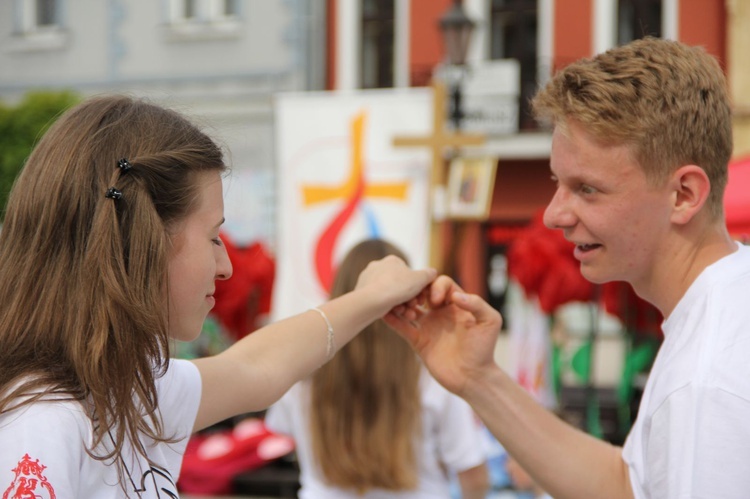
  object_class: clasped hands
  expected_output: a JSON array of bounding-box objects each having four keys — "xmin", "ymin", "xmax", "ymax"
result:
[{"xmin": 357, "ymin": 255, "xmax": 504, "ymax": 397}]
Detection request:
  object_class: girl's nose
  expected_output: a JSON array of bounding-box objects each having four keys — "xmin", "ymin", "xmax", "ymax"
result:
[{"xmin": 216, "ymin": 244, "xmax": 233, "ymax": 280}]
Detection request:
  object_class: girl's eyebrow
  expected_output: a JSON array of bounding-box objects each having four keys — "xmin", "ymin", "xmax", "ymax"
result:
[{"xmin": 214, "ymin": 217, "xmax": 225, "ymax": 228}]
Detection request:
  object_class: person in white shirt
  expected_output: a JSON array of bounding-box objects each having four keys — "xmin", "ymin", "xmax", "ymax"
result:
[
  {"xmin": 387, "ymin": 37, "xmax": 748, "ymax": 498},
  {"xmin": 0, "ymin": 96, "xmax": 436, "ymax": 498},
  {"xmin": 266, "ymin": 239, "xmax": 488, "ymax": 499}
]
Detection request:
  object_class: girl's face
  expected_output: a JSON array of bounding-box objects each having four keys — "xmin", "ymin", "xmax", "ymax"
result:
[{"xmin": 167, "ymin": 171, "xmax": 233, "ymax": 341}]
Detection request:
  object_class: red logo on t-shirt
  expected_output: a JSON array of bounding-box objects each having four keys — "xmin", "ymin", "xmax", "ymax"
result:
[{"xmin": 2, "ymin": 454, "xmax": 57, "ymax": 499}]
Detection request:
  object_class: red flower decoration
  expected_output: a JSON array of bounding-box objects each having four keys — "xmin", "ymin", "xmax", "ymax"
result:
[{"xmin": 211, "ymin": 234, "xmax": 275, "ymax": 341}]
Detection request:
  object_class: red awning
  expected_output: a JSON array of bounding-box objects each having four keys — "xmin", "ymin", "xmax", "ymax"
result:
[{"xmin": 725, "ymin": 156, "xmax": 750, "ymax": 239}]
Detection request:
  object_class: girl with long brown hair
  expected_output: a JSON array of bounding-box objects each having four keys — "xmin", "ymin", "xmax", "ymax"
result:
[
  {"xmin": 266, "ymin": 239, "xmax": 489, "ymax": 498},
  {"xmin": 0, "ymin": 95, "xmax": 436, "ymax": 497}
]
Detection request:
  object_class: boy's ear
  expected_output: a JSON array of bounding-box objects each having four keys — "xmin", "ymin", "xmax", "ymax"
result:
[{"xmin": 669, "ymin": 165, "xmax": 711, "ymax": 225}]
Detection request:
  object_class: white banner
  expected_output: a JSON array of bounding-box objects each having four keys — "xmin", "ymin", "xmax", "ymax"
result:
[{"xmin": 272, "ymin": 88, "xmax": 432, "ymax": 320}]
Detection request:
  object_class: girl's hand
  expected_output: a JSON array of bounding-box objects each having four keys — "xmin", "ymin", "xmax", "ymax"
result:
[{"xmin": 355, "ymin": 255, "xmax": 437, "ymax": 313}]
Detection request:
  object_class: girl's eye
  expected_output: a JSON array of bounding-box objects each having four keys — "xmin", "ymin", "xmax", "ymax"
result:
[{"xmin": 212, "ymin": 237, "xmax": 223, "ymax": 247}]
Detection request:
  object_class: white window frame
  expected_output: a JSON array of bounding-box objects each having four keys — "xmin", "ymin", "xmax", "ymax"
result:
[
  {"xmin": 593, "ymin": 0, "xmax": 676, "ymax": 54},
  {"xmin": 167, "ymin": 0, "xmax": 238, "ymax": 24},
  {"xmin": 335, "ymin": 0, "xmax": 407, "ymax": 90},
  {"xmin": 15, "ymin": 0, "xmax": 61, "ymax": 33},
  {"xmin": 164, "ymin": 0, "xmax": 241, "ymax": 42},
  {"xmin": 8, "ymin": 0, "xmax": 67, "ymax": 52}
]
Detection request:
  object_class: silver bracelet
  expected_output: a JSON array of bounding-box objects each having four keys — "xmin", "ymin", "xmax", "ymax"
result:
[{"xmin": 311, "ymin": 307, "xmax": 335, "ymax": 360}]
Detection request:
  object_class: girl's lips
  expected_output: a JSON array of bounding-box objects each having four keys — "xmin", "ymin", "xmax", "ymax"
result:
[
  {"xmin": 578, "ymin": 243, "xmax": 600, "ymax": 251},
  {"xmin": 573, "ymin": 243, "xmax": 602, "ymax": 260}
]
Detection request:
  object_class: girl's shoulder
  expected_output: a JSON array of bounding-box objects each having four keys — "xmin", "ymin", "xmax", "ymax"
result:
[
  {"xmin": 0, "ymin": 398, "xmax": 89, "ymax": 479},
  {"xmin": 0, "ymin": 396, "xmax": 89, "ymax": 437},
  {"xmin": 0, "ymin": 399, "xmax": 94, "ymax": 497}
]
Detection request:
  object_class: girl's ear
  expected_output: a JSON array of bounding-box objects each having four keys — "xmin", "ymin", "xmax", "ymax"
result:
[{"xmin": 669, "ymin": 165, "xmax": 711, "ymax": 225}]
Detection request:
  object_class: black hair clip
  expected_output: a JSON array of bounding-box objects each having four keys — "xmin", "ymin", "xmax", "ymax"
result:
[
  {"xmin": 105, "ymin": 187, "xmax": 123, "ymax": 200},
  {"xmin": 117, "ymin": 158, "xmax": 132, "ymax": 173}
]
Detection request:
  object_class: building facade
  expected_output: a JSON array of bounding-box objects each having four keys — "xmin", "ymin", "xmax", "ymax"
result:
[
  {"xmin": 0, "ymin": 0, "xmax": 736, "ymax": 271},
  {"xmin": 0, "ymin": 0, "xmax": 328, "ymax": 246},
  {"xmin": 325, "ymin": 0, "xmax": 729, "ymax": 299}
]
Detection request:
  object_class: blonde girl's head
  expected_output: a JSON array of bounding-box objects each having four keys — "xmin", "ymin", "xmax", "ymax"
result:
[{"xmin": 310, "ymin": 239, "xmax": 422, "ymax": 492}]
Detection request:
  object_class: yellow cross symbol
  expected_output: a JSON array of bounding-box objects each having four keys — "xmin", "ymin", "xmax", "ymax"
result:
[{"xmin": 302, "ymin": 111, "xmax": 410, "ymax": 206}]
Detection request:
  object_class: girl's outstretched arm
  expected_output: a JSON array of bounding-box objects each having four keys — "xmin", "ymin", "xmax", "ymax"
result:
[{"xmin": 190, "ymin": 255, "xmax": 435, "ymax": 430}]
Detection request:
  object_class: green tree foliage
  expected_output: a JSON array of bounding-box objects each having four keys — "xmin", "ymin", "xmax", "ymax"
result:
[{"xmin": 0, "ymin": 90, "xmax": 79, "ymax": 220}]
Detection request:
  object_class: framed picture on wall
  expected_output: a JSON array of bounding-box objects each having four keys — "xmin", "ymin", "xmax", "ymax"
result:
[{"xmin": 446, "ymin": 156, "xmax": 498, "ymax": 220}]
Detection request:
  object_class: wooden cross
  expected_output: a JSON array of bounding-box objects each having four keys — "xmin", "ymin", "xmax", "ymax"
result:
[{"xmin": 392, "ymin": 81, "xmax": 485, "ymax": 270}]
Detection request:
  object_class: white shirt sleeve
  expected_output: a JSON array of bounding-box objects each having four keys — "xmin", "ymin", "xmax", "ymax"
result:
[
  {"xmin": 434, "ymin": 385, "xmax": 487, "ymax": 473},
  {"xmin": 158, "ymin": 359, "xmax": 202, "ymax": 439},
  {"xmin": 642, "ymin": 383, "xmax": 750, "ymax": 498},
  {"xmin": 155, "ymin": 359, "xmax": 203, "ymax": 472},
  {"xmin": 0, "ymin": 401, "xmax": 87, "ymax": 497},
  {"xmin": 264, "ymin": 384, "xmax": 297, "ymax": 436}
]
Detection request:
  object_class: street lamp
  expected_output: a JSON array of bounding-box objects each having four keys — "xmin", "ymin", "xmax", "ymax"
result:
[{"xmin": 439, "ymin": 0, "xmax": 476, "ymax": 130}]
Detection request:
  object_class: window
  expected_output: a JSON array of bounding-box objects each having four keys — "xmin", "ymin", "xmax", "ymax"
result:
[
  {"xmin": 220, "ymin": 0, "xmax": 238, "ymax": 17},
  {"xmin": 164, "ymin": 0, "xmax": 240, "ymax": 41},
  {"xmin": 35, "ymin": 0, "xmax": 57, "ymax": 27},
  {"xmin": 9, "ymin": 0, "xmax": 67, "ymax": 51},
  {"xmin": 14, "ymin": 0, "xmax": 60, "ymax": 33},
  {"xmin": 183, "ymin": 0, "xmax": 198, "ymax": 20},
  {"xmin": 489, "ymin": 0, "xmax": 538, "ymax": 130},
  {"xmin": 168, "ymin": 0, "xmax": 238, "ymax": 23},
  {"xmin": 617, "ymin": 0, "xmax": 662, "ymax": 45},
  {"xmin": 361, "ymin": 0, "xmax": 395, "ymax": 89}
]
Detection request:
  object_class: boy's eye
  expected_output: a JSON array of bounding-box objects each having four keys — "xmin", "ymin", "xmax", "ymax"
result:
[
  {"xmin": 580, "ymin": 184, "xmax": 597, "ymax": 194},
  {"xmin": 212, "ymin": 237, "xmax": 223, "ymax": 246}
]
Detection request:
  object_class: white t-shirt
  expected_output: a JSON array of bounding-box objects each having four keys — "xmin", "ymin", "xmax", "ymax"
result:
[
  {"xmin": 0, "ymin": 359, "xmax": 201, "ymax": 498},
  {"xmin": 265, "ymin": 369, "xmax": 486, "ymax": 499},
  {"xmin": 623, "ymin": 243, "xmax": 750, "ymax": 498}
]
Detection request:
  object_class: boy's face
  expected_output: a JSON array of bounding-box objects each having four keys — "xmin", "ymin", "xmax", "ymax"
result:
[{"xmin": 543, "ymin": 122, "xmax": 673, "ymax": 290}]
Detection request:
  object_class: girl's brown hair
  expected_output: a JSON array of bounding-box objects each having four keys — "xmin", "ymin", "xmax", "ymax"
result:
[
  {"xmin": 310, "ymin": 239, "xmax": 422, "ymax": 492},
  {"xmin": 0, "ymin": 95, "xmax": 225, "ymax": 476}
]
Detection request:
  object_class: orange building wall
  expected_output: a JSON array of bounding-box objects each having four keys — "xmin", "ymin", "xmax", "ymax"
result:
[
  {"xmin": 455, "ymin": 159, "xmax": 555, "ymax": 296},
  {"xmin": 489, "ymin": 159, "xmax": 556, "ymax": 221},
  {"xmin": 410, "ymin": 0, "xmax": 453, "ymax": 86},
  {"xmin": 679, "ymin": 0, "xmax": 727, "ymax": 68},
  {"xmin": 324, "ymin": 0, "xmax": 726, "ymax": 298},
  {"xmin": 455, "ymin": 221, "xmax": 487, "ymax": 295},
  {"xmin": 553, "ymin": 0, "xmax": 593, "ymax": 70}
]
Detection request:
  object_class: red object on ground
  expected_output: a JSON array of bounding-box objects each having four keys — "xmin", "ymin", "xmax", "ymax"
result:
[{"xmin": 179, "ymin": 418, "xmax": 295, "ymax": 495}]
